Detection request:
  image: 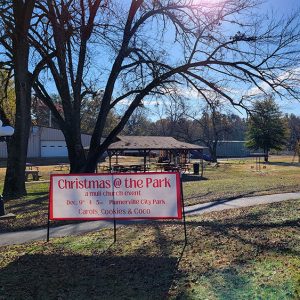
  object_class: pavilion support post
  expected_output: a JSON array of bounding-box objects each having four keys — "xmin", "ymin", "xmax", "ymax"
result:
[
  {"xmin": 108, "ymin": 161, "xmax": 117, "ymax": 243},
  {"xmin": 143, "ymin": 150, "xmax": 147, "ymax": 172},
  {"xmin": 113, "ymin": 219, "xmax": 117, "ymax": 243},
  {"xmin": 200, "ymin": 150, "xmax": 204, "ymax": 178},
  {"xmin": 108, "ymin": 151, "xmax": 112, "ymax": 171}
]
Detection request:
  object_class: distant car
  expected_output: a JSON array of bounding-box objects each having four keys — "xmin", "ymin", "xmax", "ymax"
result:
[
  {"xmin": 202, "ymin": 154, "xmax": 213, "ymax": 161},
  {"xmin": 190, "ymin": 151, "xmax": 213, "ymax": 161},
  {"xmin": 98, "ymin": 151, "xmax": 108, "ymax": 162}
]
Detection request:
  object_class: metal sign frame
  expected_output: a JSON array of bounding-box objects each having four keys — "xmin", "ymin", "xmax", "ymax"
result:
[{"xmin": 47, "ymin": 172, "xmax": 187, "ymax": 244}]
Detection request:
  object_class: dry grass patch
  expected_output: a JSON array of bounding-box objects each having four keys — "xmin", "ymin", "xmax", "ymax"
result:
[
  {"xmin": 1, "ymin": 155, "xmax": 299, "ymax": 232},
  {"xmin": 184, "ymin": 156, "xmax": 300, "ymax": 205},
  {"xmin": 0, "ymin": 199, "xmax": 299, "ymax": 299}
]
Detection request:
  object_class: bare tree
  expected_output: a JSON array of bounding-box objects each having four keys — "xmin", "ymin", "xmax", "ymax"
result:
[
  {"xmin": 153, "ymin": 93, "xmax": 190, "ymax": 138},
  {"xmin": 30, "ymin": 0, "xmax": 105, "ymax": 172},
  {"xmin": 287, "ymin": 114, "xmax": 300, "ymax": 153},
  {"xmin": 190, "ymin": 97, "xmax": 235, "ymax": 162},
  {"xmin": 122, "ymin": 107, "xmax": 154, "ymax": 136},
  {"xmin": 0, "ymin": 69, "xmax": 15, "ymax": 125},
  {"xmin": 80, "ymin": 91, "xmax": 120, "ymax": 136},
  {"xmin": 29, "ymin": 0, "xmax": 300, "ymax": 172},
  {"xmin": 0, "ymin": 0, "xmax": 38, "ymax": 199}
]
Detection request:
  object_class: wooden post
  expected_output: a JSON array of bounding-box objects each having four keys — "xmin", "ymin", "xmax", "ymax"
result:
[
  {"xmin": 143, "ymin": 150, "xmax": 147, "ymax": 172},
  {"xmin": 108, "ymin": 151, "xmax": 112, "ymax": 171}
]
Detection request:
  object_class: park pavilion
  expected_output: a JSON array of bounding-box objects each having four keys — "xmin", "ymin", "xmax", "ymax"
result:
[{"xmin": 104, "ymin": 136, "xmax": 206, "ymax": 175}]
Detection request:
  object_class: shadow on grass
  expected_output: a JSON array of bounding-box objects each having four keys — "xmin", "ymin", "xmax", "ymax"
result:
[
  {"xmin": 183, "ymin": 215, "xmax": 300, "ymax": 257},
  {"xmin": 175, "ymin": 266, "xmax": 254, "ymax": 299},
  {"xmin": 181, "ymin": 174, "xmax": 208, "ymax": 182},
  {"xmin": 1, "ymin": 202, "xmax": 299, "ymax": 299},
  {"xmin": 177, "ymin": 263, "xmax": 298, "ymax": 300},
  {"xmin": 184, "ymin": 186, "xmax": 292, "ymax": 209},
  {"xmin": 0, "ymin": 253, "xmax": 181, "ymax": 299},
  {"xmin": 266, "ymin": 161, "xmax": 300, "ymax": 167},
  {"xmin": 5, "ymin": 195, "xmax": 48, "ymax": 211},
  {"xmin": 184, "ymin": 189, "xmax": 267, "ymax": 213},
  {"xmin": 169, "ymin": 206, "xmax": 300, "ymax": 299}
]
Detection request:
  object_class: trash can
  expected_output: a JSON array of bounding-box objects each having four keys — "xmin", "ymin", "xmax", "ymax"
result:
[{"xmin": 193, "ymin": 163, "xmax": 199, "ymax": 175}]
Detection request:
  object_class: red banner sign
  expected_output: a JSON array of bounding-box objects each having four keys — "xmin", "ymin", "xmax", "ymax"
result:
[{"xmin": 49, "ymin": 172, "xmax": 182, "ymax": 220}]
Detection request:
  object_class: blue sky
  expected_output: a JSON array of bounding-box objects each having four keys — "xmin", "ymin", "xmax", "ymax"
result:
[
  {"xmin": 39, "ymin": 0, "xmax": 300, "ymax": 118},
  {"xmin": 158, "ymin": 0, "xmax": 300, "ymax": 118},
  {"xmin": 141, "ymin": 0, "xmax": 300, "ymax": 118},
  {"xmin": 260, "ymin": 0, "xmax": 300, "ymax": 116},
  {"xmin": 263, "ymin": 0, "xmax": 299, "ymax": 12}
]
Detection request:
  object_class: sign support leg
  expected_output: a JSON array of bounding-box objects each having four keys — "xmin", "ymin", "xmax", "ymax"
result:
[
  {"xmin": 47, "ymin": 197, "xmax": 50, "ymax": 242},
  {"xmin": 113, "ymin": 219, "xmax": 117, "ymax": 243},
  {"xmin": 180, "ymin": 176, "xmax": 187, "ymax": 245},
  {"xmin": 47, "ymin": 219, "xmax": 50, "ymax": 242}
]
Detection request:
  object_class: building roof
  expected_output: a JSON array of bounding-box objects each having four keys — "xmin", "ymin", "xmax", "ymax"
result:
[{"xmin": 108, "ymin": 136, "xmax": 206, "ymax": 151}]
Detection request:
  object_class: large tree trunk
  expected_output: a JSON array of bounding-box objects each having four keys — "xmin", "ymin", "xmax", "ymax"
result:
[
  {"xmin": 3, "ymin": 2, "xmax": 33, "ymax": 199},
  {"xmin": 211, "ymin": 142, "xmax": 218, "ymax": 162},
  {"xmin": 67, "ymin": 141, "xmax": 87, "ymax": 173},
  {"xmin": 3, "ymin": 82, "xmax": 31, "ymax": 199},
  {"xmin": 207, "ymin": 140, "xmax": 218, "ymax": 162},
  {"xmin": 264, "ymin": 149, "xmax": 269, "ymax": 162},
  {"xmin": 62, "ymin": 123, "xmax": 87, "ymax": 173},
  {"xmin": 3, "ymin": 58, "xmax": 32, "ymax": 199}
]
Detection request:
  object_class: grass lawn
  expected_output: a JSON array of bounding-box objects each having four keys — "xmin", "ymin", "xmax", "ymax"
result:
[
  {"xmin": 0, "ymin": 155, "xmax": 299, "ymax": 232},
  {"xmin": 0, "ymin": 182, "xmax": 49, "ymax": 233},
  {"xmin": 184, "ymin": 155, "xmax": 300, "ymax": 205},
  {"xmin": 0, "ymin": 199, "xmax": 299, "ymax": 299}
]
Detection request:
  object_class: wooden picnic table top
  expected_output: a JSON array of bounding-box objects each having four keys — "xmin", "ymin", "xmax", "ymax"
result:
[
  {"xmin": 26, "ymin": 163, "xmax": 39, "ymax": 170},
  {"xmin": 53, "ymin": 163, "xmax": 69, "ymax": 171}
]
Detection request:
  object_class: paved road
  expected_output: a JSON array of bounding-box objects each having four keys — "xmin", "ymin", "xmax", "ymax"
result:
[{"xmin": 0, "ymin": 192, "xmax": 299, "ymax": 246}]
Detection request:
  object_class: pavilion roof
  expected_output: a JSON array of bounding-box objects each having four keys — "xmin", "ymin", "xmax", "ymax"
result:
[{"xmin": 107, "ymin": 136, "xmax": 206, "ymax": 151}]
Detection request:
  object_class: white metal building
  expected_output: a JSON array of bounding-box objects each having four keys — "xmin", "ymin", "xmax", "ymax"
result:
[
  {"xmin": 0, "ymin": 126, "xmax": 91, "ymax": 158},
  {"xmin": 202, "ymin": 141, "xmax": 251, "ymax": 158}
]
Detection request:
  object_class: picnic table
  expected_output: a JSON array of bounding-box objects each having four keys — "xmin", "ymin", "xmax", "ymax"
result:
[
  {"xmin": 112, "ymin": 164, "xmax": 129, "ymax": 172},
  {"xmin": 179, "ymin": 163, "xmax": 192, "ymax": 173},
  {"xmin": 97, "ymin": 165, "xmax": 111, "ymax": 173},
  {"xmin": 26, "ymin": 163, "xmax": 39, "ymax": 171},
  {"xmin": 54, "ymin": 163, "xmax": 69, "ymax": 171},
  {"xmin": 163, "ymin": 164, "xmax": 180, "ymax": 172},
  {"xmin": 25, "ymin": 170, "xmax": 41, "ymax": 181},
  {"xmin": 129, "ymin": 164, "xmax": 142, "ymax": 172},
  {"xmin": 155, "ymin": 163, "xmax": 169, "ymax": 172},
  {"xmin": 25, "ymin": 163, "xmax": 41, "ymax": 181}
]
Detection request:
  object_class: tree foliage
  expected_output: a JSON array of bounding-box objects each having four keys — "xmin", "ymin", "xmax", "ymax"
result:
[
  {"xmin": 287, "ymin": 114, "xmax": 300, "ymax": 152},
  {"xmin": 0, "ymin": 69, "xmax": 15, "ymax": 125},
  {"xmin": 181, "ymin": 97, "xmax": 246, "ymax": 162},
  {"xmin": 80, "ymin": 91, "xmax": 120, "ymax": 136},
  {"xmin": 122, "ymin": 107, "xmax": 154, "ymax": 136},
  {"xmin": 246, "ymin": 96, "xmax": 288, "ymax": 160}
]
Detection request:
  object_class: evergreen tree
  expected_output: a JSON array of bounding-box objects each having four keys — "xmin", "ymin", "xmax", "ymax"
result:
[{"xmin": 246, "ymin": 96, "xmax": 288, "ymax": 162}]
